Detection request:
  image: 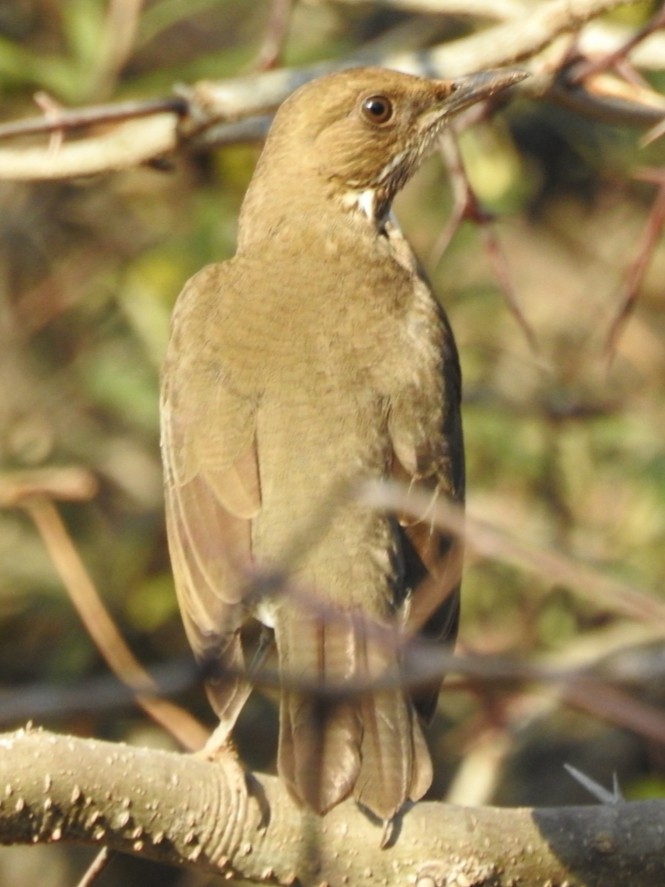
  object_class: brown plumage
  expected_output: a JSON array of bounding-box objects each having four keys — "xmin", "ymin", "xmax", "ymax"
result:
[{"xmin": 161, "ymin": 66, "xmax": 523, "ymax": 821}]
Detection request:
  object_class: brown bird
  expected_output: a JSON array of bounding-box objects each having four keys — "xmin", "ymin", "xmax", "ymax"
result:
[{"xmin": 161, "ymin": 66, "xmax": 523, "ymax": 822}]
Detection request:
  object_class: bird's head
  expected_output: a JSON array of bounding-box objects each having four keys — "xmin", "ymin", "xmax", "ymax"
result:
[{"xmin": 239, "ymin": 66, "xmax": 525, "ymax": 242}]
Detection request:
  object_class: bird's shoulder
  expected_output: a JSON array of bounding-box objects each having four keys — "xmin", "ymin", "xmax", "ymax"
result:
[{"xmin": 169, "ymin": 257, "xmax": 258, "ymax": 322}]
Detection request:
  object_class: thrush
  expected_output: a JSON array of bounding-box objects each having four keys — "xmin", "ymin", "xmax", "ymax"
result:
[{"xmin": 161, "ymin": 65, "xmax": 523, "ymax": 822}]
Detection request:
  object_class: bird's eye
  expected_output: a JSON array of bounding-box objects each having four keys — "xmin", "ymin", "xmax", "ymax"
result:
[{"xmin": 360, "ymin": 95, "xmax": 394, "ymax": 125}]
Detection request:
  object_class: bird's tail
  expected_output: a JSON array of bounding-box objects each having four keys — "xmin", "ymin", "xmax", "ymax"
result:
[{"xmin": 275, "ymin": 606, "xmax": 432, "ymax": 821}]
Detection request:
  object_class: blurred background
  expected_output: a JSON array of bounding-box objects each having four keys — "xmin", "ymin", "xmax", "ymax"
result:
[{"xmin": 1, "ymin": 0, "xmax": 665, "ymax": 884}]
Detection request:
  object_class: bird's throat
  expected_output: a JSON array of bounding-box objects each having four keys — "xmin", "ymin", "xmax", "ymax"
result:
[
  {"xmin": 339, "ymin": 185, "xmax": 392, "ymax": 234},
  {"xmin": 341, "ymin": 187, "xmax": 378, "ymax": 220}
]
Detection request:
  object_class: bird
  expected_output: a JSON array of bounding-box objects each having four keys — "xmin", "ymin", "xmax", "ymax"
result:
[{"xmin": 161, "ymin": 65, "xmax": 523, "ymax": 823}]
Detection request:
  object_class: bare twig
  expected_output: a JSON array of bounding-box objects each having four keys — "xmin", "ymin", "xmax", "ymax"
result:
[
  {"xmin": 605, "ymin": 170, "xmax": 665, "ymax": 358},
  {"xmin": 0, "ymin": 659, "xmax": 199, "ymax": 725},
  {"xmin": 0, "ymin": 467, "xmax": 98, "ymax": 507},
  {"xmin": 0, "ymin": 97, "xmax": 186, "ymax": 142},
  {"xmin": 430, "ymin": 129, "xmax": 480, "ymax": 260},
  {"xmin": 642, "ymin": 114, "xmax": 665, "ymax": 145},
  {"xmin": 328, "ymin": 0, "xmax": 527, "ymax": 16},
  {"xmin": 569, "ymin": 3, "xmax": 665, "ymax": 82},
  {"xmin": 75, "ymin": 848, "xmax": 112, "ymax": 887},
  {"xmin": 432, "ymin": 130, "xmax": 538, "ymax": 351},
  {"xmin": 0, "ymin": 0, "xmax": 658, "ymax": 181},
  {"xmin": 545, "ymin": 75, "xmax": 665, "ymax": 126},
  {"xmin": 4, "ymin": 617, "xmax": 665, "ymax": 748},
  {"xmin": 563, "ymin": 677, "xmax": 665, "ymax": 744},
  {"xmin": 23, "ymin": 497, "xmax": 207, "ymax": 751},
  {"xmin": 564, "ymin": 764, "xmax": 623, "ymax": 803},
  {"xmin": 33, "ymin": 92, "xmax": 65, "ymax": 156},
  {"xmin": 255, "ymin": 0, "xmax": 295, "ymax": 71},
  {"xmin": 94, "ymin": 0, "xmax": 145, "ymax": 96},
  {"xmin": 360, "ymin": 480, "xmax": 665, "ymax": 628},
  {"xmin": 401, "ymin": 0, "xmax": 648, "ymax": 77},
  {"xmin": 0, "ymin": 112, "xmax": 180, "ymax": 180}
]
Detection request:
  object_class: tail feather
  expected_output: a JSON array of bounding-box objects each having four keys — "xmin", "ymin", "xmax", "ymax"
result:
[
  {"xmin": 279, "ymin": 692, "xmax": 362, "ymax": 813},
  {"xmin": 354, "ymin": 639, "xmax": 432, "ymax": 819},
  {"xmin": 275, "ymin": 608, "xmax": 432, "ymax": 819}
]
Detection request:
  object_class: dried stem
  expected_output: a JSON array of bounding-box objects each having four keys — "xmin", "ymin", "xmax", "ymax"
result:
[{"xmin": 23, "ymin": 497, "xmax": 207, "ymax": 751}]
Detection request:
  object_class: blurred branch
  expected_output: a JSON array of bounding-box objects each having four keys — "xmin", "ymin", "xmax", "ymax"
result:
[
  {"xmin": 562, "ymin": 677, "xmax": 665, "ymax": 744},
  {"xmin": 544, "ymin": 77, "xmax": 665, "ymax": 126},
  {"xmin": 0, "ymin": 0, "xmax": 662, "ymax": 180},
  {"xmin": 570, "ymin": 3, "xmax": 665, "ymax": 81},
  {"xmin": 0, "ymin": 467, "xmax": 98, "ymax": 507},
  {"xmin": 2, "ymin": 727, "xmax": 665, "ymax": 885},
  {"xmin": 0, "ymin": 658, "xmax": 200, "ymax": 726},
  {"xmin": 0, "ymin": 97, "xmax": 186, "ymax": 141},
  {"xmin": 0, "ymin": 112, "xmax": 178, "ymax": 179},
  {"xmin": 20, "ymin": 495, "xmax": 207, "ymax": 751},
  {"xmin": 4, "ymin": 618, "xmax": 665, "ymax": 744},
  {"xmin": 433, "ymin": 130, "xmax": 538, "ymax": 352},
  {"xmin": 327, "ymin": 0, "xmax": 527, "ymax": 17},
  {"xmin": 93, "ymin": 0, "xmax": 145, "ymax": 96},
  {"xmin": 605, "ymin": 170, "xmax": 665, "ymax": 358},
  {"xmin": 360, "ymin": 480, "xmax": 665, "ymax": 628},
  {"xmin": 401, "ymin": 0, "xmax": 647, "ymax": 74},
  {"xmin": 254, "ymin": 0, "xmax": 295, "ymax": 71}
]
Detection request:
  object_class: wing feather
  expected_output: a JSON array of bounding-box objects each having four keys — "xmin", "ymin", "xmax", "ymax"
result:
[
  {"xmin": 160, "ymin": 266, "xmax": 262, "ymax": 727},
  {"xmin": 389, "ymin": 308, "xmax": 465, "ymax": 723}
]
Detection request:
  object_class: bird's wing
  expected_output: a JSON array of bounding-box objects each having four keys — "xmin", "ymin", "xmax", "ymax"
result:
[
  {"xmin": 160, "ymin": 267, "xmax": 261, "ymax": 702},
  {"xmin": 389, "ymin": 307, "xmax": 465, "ymax": 723}
]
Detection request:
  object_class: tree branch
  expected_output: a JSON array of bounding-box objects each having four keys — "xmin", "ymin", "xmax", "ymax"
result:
[
  {"xmin": 0, "ymin": 113, "xmax": 177, "ymax": 180},
  {"xmin": 1, "ymin": 727, "xmax": 665, "ymax": 886},
  {"xmin": 0, "ymin": 0, "xmax": 661, "ymax": 181}
]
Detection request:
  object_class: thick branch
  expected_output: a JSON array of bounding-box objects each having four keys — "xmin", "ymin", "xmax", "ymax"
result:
[
  {"xmin": 0, "ymin": 0, "xmax": 659, "ymax": 181},
  {"xmin": 0, "ymin": 114, "xmax": 176, "ymax": 180},
  {"xmin": 183, "ymin": 0, "xmax": 654, "ymax": 135},
  {"xmin": 394, "ymin": 0, "xmax": 647, "ymax": 75},
  {"xmin": 2, "ymin": 727, "xmax": 665, "ymax": 886}
]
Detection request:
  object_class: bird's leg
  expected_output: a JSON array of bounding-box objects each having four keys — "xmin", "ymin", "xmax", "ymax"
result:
[{"xmin": 201, "ymin": 626, "xmax": 274, "ymax": 757}]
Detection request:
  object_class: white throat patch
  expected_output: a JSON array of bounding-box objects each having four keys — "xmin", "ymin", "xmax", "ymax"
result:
[{"xmin": 341, "ymin": 187, "xmax": 377, "ymax": 220}]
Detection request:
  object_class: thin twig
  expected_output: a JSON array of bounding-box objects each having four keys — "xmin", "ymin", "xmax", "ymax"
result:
[
  {"xmin": 0, "ymin": 467, "xmax": 98, "ymax": 507},
  {"xmin": 23, "ymin": 497, "xmax": 207, "ymax": 751},
  {"xmin": 75, "ymin": 848, "xmax": 112, "ymax": 887},
  {"xmin": 0, "ymin": 97, "xmax": 186, "ymax": 142},
  {"xmin": 0, "ymin": 0, "xmax": 658, "ymax": 180},
  {"xmin": 432, "ymin": 131, "xmax": 538, "ymax": 351},
  {"xmin": 563, "ymin": 677, "xmax": 665, "ymax": 745},
  {"xmin": 569, "ymin": 3, "xmax": 665, "ymax": 82},
  {"xmin": 255, "ymin": 0, "xmax": 295, "ymax": 71},
  {"xmin": 33, "ymin": 92, "xmax": 65, "ymax": 156},
  {"xmin": 328, "ymin": 0, "xmax": 527, "ymax": 16},
  {"xmin": 605, "ymin": 171, "xmax": 665, "ymax": 358},
  {"xmin": 93, "ymin": 0, "xmax": 145, "ymax": 96},
  {"xmin": 429, "ymin": 129, "xmax": 475, "ymax": 262},
  {"xmin": 0, "ymin": 659, "xmax": 199, "ymax": 725},
  {"xmin": 0, "ymin": 113, "xmax": 179, "ymax": 180},
  {"xmin": 360, "ymin": 479, "xmax": 665, "ymax": 628}
]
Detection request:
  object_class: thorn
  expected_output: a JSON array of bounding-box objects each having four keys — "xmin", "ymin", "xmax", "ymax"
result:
[
  {"xmin": 564, "ymin": 763, "xmax": 624, "ymax": 804},
  {"xmin": 34, "ymin": 91, "xmax": 65, "ymax": 156}
]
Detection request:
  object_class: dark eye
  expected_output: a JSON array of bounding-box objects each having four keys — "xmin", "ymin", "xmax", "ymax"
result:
[{"xmin": 361, "ymin": 95, "xmax": 393, "ymax": 124}]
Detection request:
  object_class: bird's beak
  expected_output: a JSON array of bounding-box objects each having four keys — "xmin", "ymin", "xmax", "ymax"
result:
[{"xmin": 444, "ymin": 67, "xmax": 528, "ymax": 116}]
